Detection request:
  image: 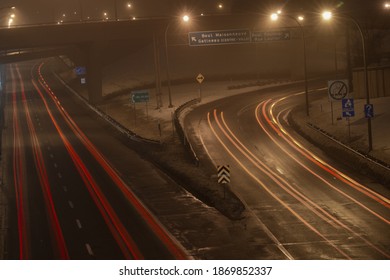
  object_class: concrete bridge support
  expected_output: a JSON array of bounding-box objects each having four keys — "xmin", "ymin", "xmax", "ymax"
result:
[{"xmin": 86, "ymin": 42, "xmax": 106, "ymax": 105}]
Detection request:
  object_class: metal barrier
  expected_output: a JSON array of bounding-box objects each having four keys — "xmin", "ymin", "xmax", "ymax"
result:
[
  {"xmin": 173, "ymin": 98, "xmax": 200, "ymax": 166},
  {"xmin": 307, "ymin": 122, "xmax": 390, "ymax": 171}
]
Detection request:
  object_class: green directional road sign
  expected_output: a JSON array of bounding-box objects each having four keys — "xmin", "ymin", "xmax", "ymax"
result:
[
  {"xmin": 189, "ymin": 29, "xmax": 251, "ymax": 46},
  {"xmin": 251, "ymin": 30, "xmax": 291, "ymax": 42},
  {"xmin": 131, "ymin": 90, "xmax": 149, "ymax": 103}
]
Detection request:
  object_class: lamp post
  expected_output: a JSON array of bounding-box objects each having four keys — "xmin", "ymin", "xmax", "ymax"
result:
[
  {"xmin": 114, "ymin": 0, "xmax": 118, "ymax": 21},
  {"xmin": 8, "ymin": 16, "xmax": 14, "ymax": 28},
  {"xmin": 322, "ymin": 11, "xmax": 373, "ymax": 152},
  {"xmin": 0, "ymin": 6, "xmax": 15, "ymax": 26},
  {"xmin": 164, "ymin": 15, "xmax": 190, "ymax": 108},
  {"xmin": 78, "ymin": 0, "xmax": 83, "ymax": 21},
  {"xmin": 271, "ymin": 12, "xmax": 309, "ymax": 117}
]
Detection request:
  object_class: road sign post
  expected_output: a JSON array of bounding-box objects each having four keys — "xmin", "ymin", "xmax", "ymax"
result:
[
  {"xmin": 341, "ymin": 98, "xmax": 355, "ymax": 118},
  {"xmin": 217, "ymin": 165, "xmax": 230, "ymax": 199},
  {"xmin": 364, "ymin": 104, "xmax": 374, "ymax": 118},
  {"xmin": 196, "ymin": 73, "xmax": 204, "ymax": 102},
  {"xmin": 131, "ymin": 90, "xmax": 150, "ymax": 103},
  {"xmin": 131, "ymin": 90, "xmax": 150, "ymax": 126},
  {"xmin": 217, "ymin": 165, "xmax": 230, "ymax": 184},
  {"xmin": 342, "ymin": 98, "xmax": 355, "ymax": 141},
  {"xmin": 74, "ymin": 66, "xmax": 86, "ymax": 76},
  {"xmin": 328, "ymin": 80, "xmax": 349, "ymax": 101}
]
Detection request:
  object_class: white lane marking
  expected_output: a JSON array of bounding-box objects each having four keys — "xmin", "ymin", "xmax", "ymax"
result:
[
  {"xmin": 76, "ymin": 219, "xmax": 82, "ymax": 229},
  {"xmin": 63, "ymin": 185, "xmax": 68, "ymax": 192},
  {"xmin": 198, "ymin": 126, "xmax": 217, "ymax": 167},
  {"xmin": 54, "ymin": 163, "xmax": 58, "ymax": 168},
  {"xmin": 276, "ymin": 167, "xmax": 284, "ymax": 175},
  {"xmin": 50, "ymin": 153, "xmax": 54, "ymax": 158},
  {"xmin": 85, "ymin": 243, "xmax": 94, "ymax": 256},
  {"xmin": 68, "ymin": 201, "xmax": 74, "ymax": 209},
  {"xmin": 58, "ymin": 173, "xmax": 62, "ymax": 179}
]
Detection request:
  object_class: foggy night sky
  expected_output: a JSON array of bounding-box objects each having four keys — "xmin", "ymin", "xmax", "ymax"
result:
[{"xmin": 0, "ymin": 1, "xmax": 386, "ymax": 26}]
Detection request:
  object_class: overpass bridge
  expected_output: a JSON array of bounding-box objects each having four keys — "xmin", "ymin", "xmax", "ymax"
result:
[{"xmin": 0, "ymin": 19, "xmax": 167, "ymax": 103}]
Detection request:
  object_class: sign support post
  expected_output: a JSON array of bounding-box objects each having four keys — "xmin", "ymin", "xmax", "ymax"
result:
[
  {"xmin": 131, "ymin": 90, "xmax": 150, "ymax": 127},
  {"xmin": 196, "ymin": 73, "xmax": 204, "ymax": 102}
]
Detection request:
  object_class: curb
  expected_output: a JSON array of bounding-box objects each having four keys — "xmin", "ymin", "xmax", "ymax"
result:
[{"xmin": 289, "ymin": 108, "xmax": 390, "ymax": 186}]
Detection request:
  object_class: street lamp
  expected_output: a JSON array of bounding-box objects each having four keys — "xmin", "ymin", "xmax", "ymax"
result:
[
  {"xmin": 182, "ymin": 15, "xmax": 190, "ymax": 22},
  {"xmin": 271, "ymin": 12, "xmax": 310, "ymax": 117},
  {"xmin": 0, "ymin": 6, "xmax": 15, "ymax": 11},
  {"xmin": 0, "ymin": 6, "xmax": 15, "ymax": 26},
  {"xmin": 164, "ymin": 15, "xmax": 190, "ymax": 108},
  {"xmin": 322, "ymin": 11, "xmax": 373, "ymax": 152},
  {"xmin": 8, "ymin": 17, "xmax": 13, "ymax": 27},
  {"xmin": 322, "ymin": 11, "xmax": 332, "ymax": 20}
]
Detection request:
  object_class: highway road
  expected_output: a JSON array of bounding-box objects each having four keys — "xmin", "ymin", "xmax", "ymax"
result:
[
  {"xmin": 185, "ymin": 83, "xmax": 390, "ymax": 259},
  {"xmin": 2, "ymin": 62, "xmax": 187, "ymax": 260}
]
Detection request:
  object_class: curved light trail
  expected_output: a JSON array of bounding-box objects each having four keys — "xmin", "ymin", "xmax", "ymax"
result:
[{"xmin": 197, "ymin": 85, "xmax": 389, "ymax": 259}]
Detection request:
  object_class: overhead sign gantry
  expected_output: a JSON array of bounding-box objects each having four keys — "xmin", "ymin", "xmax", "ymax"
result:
[{"xmin": 188, "ymin": 29, "xmax": 291, "ymax": 46}]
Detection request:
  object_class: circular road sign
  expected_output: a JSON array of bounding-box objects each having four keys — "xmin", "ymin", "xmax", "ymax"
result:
[{"xmin": 328, "ymin": 80, "xmax": 349, "ymax": 101}]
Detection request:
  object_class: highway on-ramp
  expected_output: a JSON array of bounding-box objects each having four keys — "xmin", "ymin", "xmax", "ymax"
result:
[{"xmin": 185, "ymin": 83, "xmax": 390, "ymax": 259}]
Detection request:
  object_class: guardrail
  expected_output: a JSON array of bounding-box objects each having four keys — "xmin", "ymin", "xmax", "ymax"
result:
[
  {"xmin": 173, "ymin": 98, "xmax": 200, "ymax": 166},
  {"xmin": 52, "ymin": 72, "xmax": 161, "ymax": 147},
  {"xmin": 307, "ymin": 122, "xmax": 390, "ymax": 172}
]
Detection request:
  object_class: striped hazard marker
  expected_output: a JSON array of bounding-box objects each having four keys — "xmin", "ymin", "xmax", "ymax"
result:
[{"xmin": 217, "ymin": 165, "xmax": 230, "ymax": 184}]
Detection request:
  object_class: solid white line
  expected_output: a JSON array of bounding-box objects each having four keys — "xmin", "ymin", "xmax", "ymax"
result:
[{"xmin": 199, "ymin": 132, "xmax": 217, "ymax": 167}]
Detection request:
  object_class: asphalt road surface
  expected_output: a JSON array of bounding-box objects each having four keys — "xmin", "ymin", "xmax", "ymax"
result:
[
  {"xmin": 3, "ymin": 62, "xmax": 187, "ymax": 260},
  {"xmin": 185, "ymin": 83, "xmax": 390, "ymax": 259}
]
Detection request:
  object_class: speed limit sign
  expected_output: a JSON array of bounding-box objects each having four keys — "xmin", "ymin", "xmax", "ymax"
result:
[{"xmin": 328, "ymin": 80, "xmax": 349, "ymax": 101}]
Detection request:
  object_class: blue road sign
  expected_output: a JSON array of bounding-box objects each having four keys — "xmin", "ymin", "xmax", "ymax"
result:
[
  {"xmin": 131, "ymin": 90, "xmax": 149, "ymax": 103},
  {"xmin": 364, "ymin": 104, "xmax": 374, "ymax": 118},
  {"xmin": 189, "ymin": 29, "xmax": 251, "ymax": 46},
  {"xmin": 342, "ymin": 98, "xmax": 355, "ymax": 117},
  {"xmin": 75, "ymin": 66, "xmax": 86, "ymax": 76}
]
